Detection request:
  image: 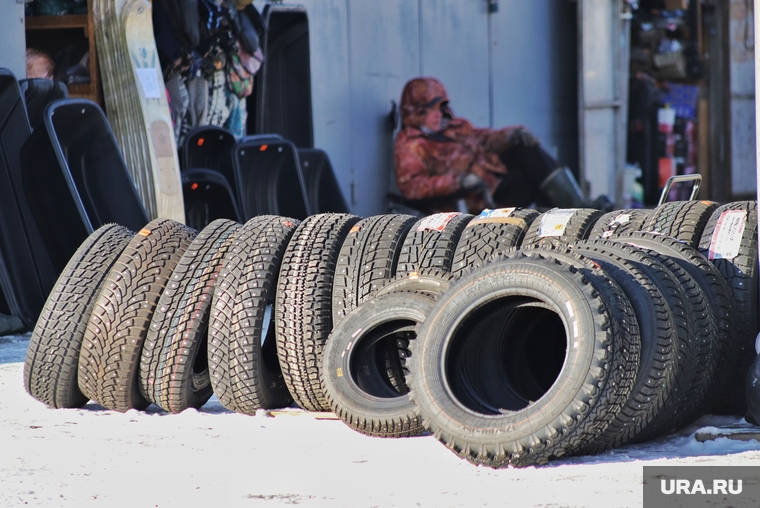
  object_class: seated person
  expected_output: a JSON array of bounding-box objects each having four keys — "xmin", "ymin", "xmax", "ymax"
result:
[{"xmin": 394, "ymin": 77, "xmax": 600, "ymax": 214}]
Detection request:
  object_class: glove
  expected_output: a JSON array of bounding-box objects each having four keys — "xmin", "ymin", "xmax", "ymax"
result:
[
  {"xmin": 459, "ymin": 173, "xmax": 486, "ymax": 192},
  {"xmin": 508, "ymin": 127, "xmax": 539, "ymax": 147},
  {"xmin": 459, "ymin": 174, "xmax": 496, "ymax": 208}
]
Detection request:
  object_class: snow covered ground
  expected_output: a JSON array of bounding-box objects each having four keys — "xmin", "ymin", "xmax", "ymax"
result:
[{"xmin": 2, "ymin": 332, "xmax": 760, "ymax": 508}]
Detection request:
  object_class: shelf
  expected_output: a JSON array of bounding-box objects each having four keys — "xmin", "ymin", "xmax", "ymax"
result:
[
  {"xmin": 23, "ymin": 0, "xmax": 101, "ymax": 107},
  {"xmin": 25, "ymin": 15, "xmax": 88, "ymax": 31}
]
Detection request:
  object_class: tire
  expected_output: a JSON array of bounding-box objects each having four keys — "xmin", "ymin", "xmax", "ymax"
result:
[
  {"xmin": 140, "ymin": 219, "xmax": 241, "ymax": 413},
  {"xmin": 332, "ymin": 214, "xmax": 416, "ymax": 325},
  {"xmin": 451, "ymin": 207, "xmax": 539, "ymax": 278},
  {"xmin": 408, "ymin": 249, "xmax": 639, "ymax": 467},
  {"xmin": 78, "ymin": 219, "xmax": 196, "ymax": 412},
  {"xmin": 587, "ymin": 209, "xmax": 651, "ymax": 240},
  {"xmin": 373, "ymin": 269, "xmax": 455, "ymax": 394},
  {"xmin": 520, "ymin": 208, "xmax": 603, "ymax": 247},
  {"xmin": 552, "ymin": 241, "xmax": 681, "ymax": 450},
  {"xmin": 615, "ymin": 231, "xmax": 737, "ymax": 416},
  {"xmin": 622, "ymin": 245, "xmax": 717, "ymax": 440},
  {"xmin": 24, "ymin": 224, "xmax": 133, "ymax": 408},
  {"xmin": 275, "ymin": 213, "xmax": 361, "ymax": 411},
  {"xmin": 322, "ymin": 293, "xmax": 434, "ymax": 437},
  {"xmin": 642, "ymin": 200, "xmax": 718, "ymax": 248},
  {"xmin": 698, "ymin": 201, "xmax": 759, "ymax": 415},
  {"xmin": 208, "ymin": 216, "xmax": 299, "ymax": 414},
  {"xmin": 396, "ymin": 212, "xmax": 473, "ymax": 276}
]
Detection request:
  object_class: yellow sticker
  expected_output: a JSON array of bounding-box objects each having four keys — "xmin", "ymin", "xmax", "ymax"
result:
[
  {"xmin": 138, "ymin": 229, "xmax": 152, "ymax": 237},
  {"xmin": 349, "ymin": 224, "xmax": 361, "ymax": 233},
  {"xmin": 409, "ymin": 271, "xmax": 419, "ymax": 279},
  {"xmin": 336, "ymin": 368, "xmax": 343, "ymax": 378}
]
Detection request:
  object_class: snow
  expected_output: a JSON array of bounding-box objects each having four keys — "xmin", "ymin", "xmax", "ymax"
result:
[{"xmin": 2, "ymin": 333, "xmax": 760, "ymax": 508}]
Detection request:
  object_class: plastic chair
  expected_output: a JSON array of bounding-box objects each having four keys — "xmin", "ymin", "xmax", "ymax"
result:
[
  {"xmin": 21, "ymin": 98, "xmax": 149, "ymax": 248},
  {"xmin": 19, "ymin": 78, "xmax": 68, "ymax": 132},
  {"xmin": 182, "ymin": 168, "xmax": 242, "ymax": 231},
  {"xmin": 297, "ymin": 148, "xmax": 349, "ymax": 214},
  {"xmin": 232, "ymin": 136, "xmax": 312, "ymax": 220},
  {"xmin": 0, "ymin": 69, "xmax": 57, "ymax": 329}
]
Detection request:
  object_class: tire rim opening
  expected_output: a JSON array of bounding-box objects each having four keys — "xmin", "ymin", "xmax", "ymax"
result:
[
  {"xmin": 192, "ymin": 320, "xmax": 210, "ymax": 391},
  {"xmin": 445, "ymin": 298, "xmax": 567, "ymax": 415},
  {"xmin": 348, "ymin": 320, "xmax": 416, "ymax": 399}
]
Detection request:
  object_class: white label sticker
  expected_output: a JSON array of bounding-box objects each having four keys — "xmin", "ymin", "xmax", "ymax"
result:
[
  {"xmin": 416, "ymin": 212, "xmax": 460, "ymax": 232},
  {"xmin": 538, "ymin": 209, "xmax": 577, "ymax": 237},
  {"xmin": 474, "ymin": 208, "xmax": 516, "ymax": 221},
  {"xmin": 602, "ymin": 213, "xmax": 632, "ymax": 239},
  {"xmin": 708, "ymin": 210, "xmax": 747, "ymax": 260},
  {"xmin": 135, "ymin": 68, "xmax": 162, "ymax": 99}
]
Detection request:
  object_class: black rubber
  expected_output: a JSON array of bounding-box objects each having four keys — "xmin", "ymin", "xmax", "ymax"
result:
[
  {"xmin": 698, "ymin": 201, "xmax": 759, "ymax": 415},
  {"xmin": 322, "ymin": 292, "xmax": 434, "ymax": 437},
  {"xmin": 332, "ymin": 214, "xmax": 416, "ymax": 325},
  {"xmin": 373, "ymin": 269, "xmax": 455, "ymax": 394},
  {"xmin": 140, "ymin": 219, "xmax": 241, "ymax": 413},
  {"xmin": 408, "ymin": 249, "xmax": 639, "ymax": 467},
  {"xmin": 626, "ymin": 246, "xmax": 718, "ymax": 441},
  {"xmin": 642, "ymin": 200, "xmax": 719, "ymax": 248},
  {"xmin": 208, "ymin": 216, "xmax": 299, "ymax": 414},
  {"xmin": 520, "ymin": 208, "xmax": 603, "ymax": 247},
  {"xmin": 556, "ymin": 241, "xmax": 681, "ymax": 450},
  {"xmin": 396, "ymin": 212, "xmax": 473, "ymax": 276},
  {"xmin": 587, "ymin": 209, "xmax": 652, "ymax": 240},
  {"xmin": 78, "ymin": 219, "xmax": 196, "ymax": 412},
  {"xmin": 451, "ymin": 207, "xmax": 539, "ymax": 278},
  {"xmin": 275, "ymin": 213, "xmax": 361, "ymax": 411},
  {"xmin": 24, "ymin": 224, "xmax": 133, "ymax": 408},
  {"xmin": 616, "ymin": 231, "xmax": 737, "ymax": 417}
]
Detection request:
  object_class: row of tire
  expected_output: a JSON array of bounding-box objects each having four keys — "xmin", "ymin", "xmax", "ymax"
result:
[{"xmin": 23, "ymin": 199, "xmax": 758, "ymax": 468}]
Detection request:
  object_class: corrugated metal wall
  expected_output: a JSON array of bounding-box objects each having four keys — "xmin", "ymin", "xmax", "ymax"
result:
[
  {"xmin": 730, "ymin": 0, "xmax": 756, "ymax": 197},
  {"xmin": 300, "ymin": 0, "xmax": 578, "ymax": 217}
]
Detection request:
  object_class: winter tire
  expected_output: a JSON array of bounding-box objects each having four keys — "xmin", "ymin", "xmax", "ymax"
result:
[
  {"xmin": 78, "ymin": 219, "xmax": 196, "ymax": 412},
  {"xmin": 396, "ymin": 212, "xmax": 473, "ymax": 276},
  {"xmin": 275, "ymin": 213, "xmax": 361, "ymax": 411},
  {"xmin": 409, "ymin": 249, "xmax": 639, "ymax": 467},
  {"xmin": 322, "ymin": 292, "xmax": 434, "ymax": 437},
  {"xmin": 698, "ymin": 201, "xmax": 759, "ymax": 415},
  {"xmin": 140, "ymin": 219, "xmax": 241, "ymax": 413},
  {"xmin": 24, "ymin": 224, "xmax": 133, "ymax": 408},
  {"xmin": 642, "ymin": 200, "xmax": 718, "ymax": 248},
  {"xmin": 451, "ymin": 207, "xmax": 539, "ymax": 278},
  {"xmin": 208, "ymin": 216, "xmax": 299, "ymax": 414},
  {"xmin": 332, "ymin": 214, "xmax": 416, "ymax": 325},
  {"xmin": 520, "ymin": 208, "xmax": 603, "ymax": 247},
  {"xmin": 587, "ymin": 209, "xmax": 651, "ymax": 240}
]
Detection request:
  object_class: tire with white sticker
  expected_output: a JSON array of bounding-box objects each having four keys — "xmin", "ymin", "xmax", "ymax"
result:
[
  {"xmin": 520, "ymin": 208, "xmax": 603, "ymax": 247},
  {"xmin": 275, "ymin": 213, "xmax": 362, "ymax": 411},
  {"xmin": 408, "ymin": 248, "xmax": 639, "ymax": 467},
  {"xmin": 24, "ymin": 224, "xmax": 133, "ymax": 409},
  {"xmin": 139, "ymin": 219, "xmax": 241, "ymax": 413},
  {"xmin": 208, "ymin": 216, "xmax": 300, "ymax": 415},
  {"xmin": 698, "ymin": 201, "xmax": 759, "ymax": 415},
  {"xmin": 331, "ymin": 214, "xmax": 417, "ymax": 326},
  {"xmin": 78, "ymin": 219, "xmax": 196, "ymax": 412},
  {"xmin": 322, "ymin": 292, "xmax": 434, "ymax": 437},
  {"xmin": 451, "ymin": 207, "xmax": 540, "ymax": 278},
  {"xmin": 642, "ymin": 200, "xmax": 718, "ymax": 248},
  {"xmin": 587, "ymin": 209, "xmax": 651, "ymax": 240},
  {"xmin": 395, "ymin": 212, "xmax": 474, "ymax": 276}
]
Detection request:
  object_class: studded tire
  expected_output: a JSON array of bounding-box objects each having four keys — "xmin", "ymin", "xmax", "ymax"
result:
[
  {"xmin": 139, "ymin": 219, "xmax": 241, "ymax": 413},
  {"xmin": 24, "ymin": 224, "xmax": 133, "ymax": 408},
  {"xmin": 275, "ymin": 213, "xmax": 361, "ymax": 411},
  {"xmin": 208, "ymin": 216, "xmax": 299, "ymax": 414},
  {"xmin": 78, "ymin": 219, "xmax": 196, "ymax": 412}
]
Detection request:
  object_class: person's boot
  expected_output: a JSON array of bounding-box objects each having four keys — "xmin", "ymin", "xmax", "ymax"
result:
[{"xmin": 539, "ymin": 166, "xmax": 613, "ymax": 211}]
